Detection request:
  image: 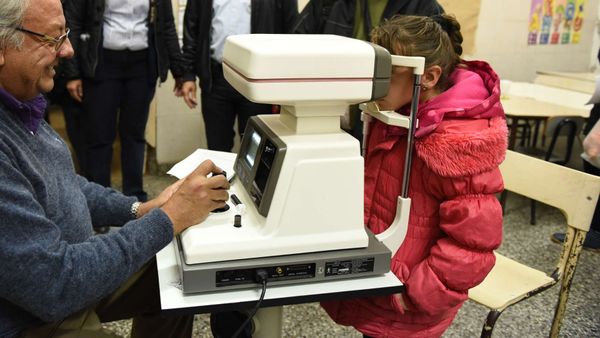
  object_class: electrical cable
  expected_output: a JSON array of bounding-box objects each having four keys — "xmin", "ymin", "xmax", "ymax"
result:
[{"xmin": 231, "ymin": 270, "xmax": 268, "ymax": 338}]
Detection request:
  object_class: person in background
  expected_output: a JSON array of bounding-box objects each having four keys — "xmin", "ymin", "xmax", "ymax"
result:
[
  {"xmin": 47, "ymin": 61, "xmax": 87, "ymax": 176},
  {"xmin": 293, "ymin": 0, "xmax": 444, "ymax": 141},
  {"xmin": 178, "ymin": 0, "xmax": 298, "ymax": 152},
  {"xmin": 63, "ymin": 0, "xmax": 185, "ymax": 202},
  {"xmin": 0, "ymin": 0, "xmax": 230, "ymax": 337},
  {"xmin": 321, "ymin": 15, "xmax": 506, "ymax": 337},
  {"xmin": 552, "ymin": 49, "xmax": 600, "ymax": 251}
]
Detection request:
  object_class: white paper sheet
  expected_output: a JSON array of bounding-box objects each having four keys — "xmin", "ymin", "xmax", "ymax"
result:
[{"xmin": 167, "ymin": 149, "xmax": 237, "ymax": 180}]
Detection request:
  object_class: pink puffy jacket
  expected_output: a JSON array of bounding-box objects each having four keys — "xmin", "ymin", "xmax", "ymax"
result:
[{"xmin": 322, "ymin": 61, "xmax": 507, "ymax": 337}]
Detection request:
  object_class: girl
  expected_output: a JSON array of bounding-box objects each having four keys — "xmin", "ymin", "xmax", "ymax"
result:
[{"xmin": 322, "ymin": 14, "xmax": 507, "ymax": 337}]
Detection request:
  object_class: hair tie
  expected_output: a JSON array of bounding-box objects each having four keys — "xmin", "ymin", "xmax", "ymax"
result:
[{"xmin": 431, "ymin": 15, "xmax": 453, "ymax": 35}]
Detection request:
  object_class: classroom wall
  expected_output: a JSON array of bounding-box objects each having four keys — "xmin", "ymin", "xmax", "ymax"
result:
[{"xmin": 468, "ymin": 0, "xmax": 599, "ymax": 81}]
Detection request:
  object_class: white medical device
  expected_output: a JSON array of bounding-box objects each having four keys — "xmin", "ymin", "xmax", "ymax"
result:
[{"xmin": 175, "ymin": 35, "xmax": 424, "ymax": 293}]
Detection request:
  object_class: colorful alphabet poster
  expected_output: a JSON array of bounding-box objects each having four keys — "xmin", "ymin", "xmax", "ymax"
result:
[{"xmin": 528, "ymin": 0, "xmax": 586, "ymax": 45}]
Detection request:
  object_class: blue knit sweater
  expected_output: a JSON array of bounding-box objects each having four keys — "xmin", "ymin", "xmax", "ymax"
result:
[{"xmin": 0, "ymin": 103, "xmax": 174, "ymax": 337}]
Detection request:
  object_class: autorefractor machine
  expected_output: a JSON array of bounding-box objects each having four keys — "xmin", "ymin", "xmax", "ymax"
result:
[{"xmin": 174, "ymin": 34, "xmax": 425, "ymax": 294}]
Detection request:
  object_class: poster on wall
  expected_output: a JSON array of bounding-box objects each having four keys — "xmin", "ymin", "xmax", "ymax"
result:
[{"xmin": 528, "ymin": 0, "xmax": 586, "ymax": 45}]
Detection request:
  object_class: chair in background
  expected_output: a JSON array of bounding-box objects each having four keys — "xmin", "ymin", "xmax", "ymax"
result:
[
  {"xmin": 529, "ymin": 116, "xmax": 585, "ymax": 224},
  {"xmin": 506, "ymin": 117, "xmax": 533, "ymax": 148},
  {"xmin": 469, "ymin": 150, "xmax": 600, "ymax": 338}
]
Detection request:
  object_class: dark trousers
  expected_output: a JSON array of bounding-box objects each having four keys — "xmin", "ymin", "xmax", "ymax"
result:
[
  {"xmin": 22, "ymin": 260, "xmax": 194, "ymax": 338},
  {"xmin": 61, "ymin": 94, "xmax": 87, "ymax": 175},
  {"xmin": 83, "ymin": 49, "xmax": 156, "ymax": 201},
  {"xmin": 47, "ymin": 76, "xmax": 87, "ymax": 175},
  {"xmin": 201, "ymin": 62, "xmax": 272, "ymax": 152}
]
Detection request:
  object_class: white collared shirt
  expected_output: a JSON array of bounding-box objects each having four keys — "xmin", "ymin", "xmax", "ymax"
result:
[
  {"xmin": 103, "ymin": 0, "xmax": 149, "ymax": 51},
  {"xmin": 210, "ymin": 0, "xmax": 251, "ymax": 63}
]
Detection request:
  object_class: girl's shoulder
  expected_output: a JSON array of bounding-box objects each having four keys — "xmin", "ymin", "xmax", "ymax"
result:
[{"xmin": 415, "ymin": 117, "xmax": 507, "ymax": 178}]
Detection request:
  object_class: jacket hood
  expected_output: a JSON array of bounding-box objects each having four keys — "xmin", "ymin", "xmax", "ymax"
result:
[{"xmin": 414, "ymin": 60, "xmax": 504, "ymax": 138}]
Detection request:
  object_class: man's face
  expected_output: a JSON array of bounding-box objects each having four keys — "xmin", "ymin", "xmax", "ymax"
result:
[{"xmin": 0, "ymin": 0, "xmax": 73, "ymax": 101}]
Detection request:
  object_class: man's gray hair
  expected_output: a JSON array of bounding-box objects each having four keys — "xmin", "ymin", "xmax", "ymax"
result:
[{"xmin": 0, "ymin": 0, "xmax": 30, "ymax": 50}]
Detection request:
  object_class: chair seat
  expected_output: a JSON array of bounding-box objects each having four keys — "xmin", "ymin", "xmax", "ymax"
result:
[{"xmin": 469, "ymin": 253, "xmax": 556, "ymax": 311}]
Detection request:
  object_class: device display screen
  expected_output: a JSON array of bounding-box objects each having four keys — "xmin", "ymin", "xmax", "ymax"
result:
[
  {"xmin": 235, "ymin": 117, "xmax": 286, "ymax": 217},
  {"xmin": 244, "ymin": 131, "xmax": 261, "ymax": 168}
]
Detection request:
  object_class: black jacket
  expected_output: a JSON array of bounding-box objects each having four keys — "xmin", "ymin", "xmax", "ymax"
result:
[
  {"xmin": 182, "ymin": 0, "xmax": 298, "ymax": 93},
  {"xmin": 63, "ymin": 0, "xmax": 184, "ymax": 82},
  {"xmin": 293, "ymin": 0, "xmax": 444, "ymax": 37}
]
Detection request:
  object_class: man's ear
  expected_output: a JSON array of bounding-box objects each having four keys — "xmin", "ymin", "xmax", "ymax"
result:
[
  {"xmin": 0, "ymin": 49, "xmax": 5, "ymax": 66},
  {"xmin": 422, "ymin": 65, "xmax": 442, "ymax": 90}
]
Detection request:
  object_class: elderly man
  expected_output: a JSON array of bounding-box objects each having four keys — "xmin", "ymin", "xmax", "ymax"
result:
[{"xmin": 0, "ymin": 0, "xmax": 229, "ymax": 337}]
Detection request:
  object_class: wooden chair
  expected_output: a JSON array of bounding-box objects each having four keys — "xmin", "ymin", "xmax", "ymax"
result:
[
  {"xmin": 529, "ymin": 116, "xmax": 585, "ymax": 225},
  {"xmin": 469, "ymin": 150, "xmax": 600, "ymax": 338}
]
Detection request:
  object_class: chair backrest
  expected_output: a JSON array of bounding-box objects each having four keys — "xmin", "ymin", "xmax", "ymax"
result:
[
  {"xmin": 501, "ymin": 151, "xmax": 600, "ymax": 278},
  {"xmin": 500, "ymin": 150, "xmax": 600, "ymax": 233},
  {"xmin": 544, "ymin": 116, "xmax": 585, "ymax": 138},
  {"xmin": 543, "ymin": 116, "xmax": 585, "ymax": 164}
]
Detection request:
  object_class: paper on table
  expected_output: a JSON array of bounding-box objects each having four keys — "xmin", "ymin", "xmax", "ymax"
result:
[
  {"xmin": 167, "ymin": 149, "xmax": 237, "ymax": 180},
  {"xmin": 587, "ymin": 76, "xmax": 600, "ymax": 105}
]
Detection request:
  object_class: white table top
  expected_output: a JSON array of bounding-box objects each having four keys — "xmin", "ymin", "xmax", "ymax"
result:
[
  {"xmin": 500, "ymin": 81, "xmax": 590, "ymax": 119},
  {"xmin": 156, "ymin": 241, "xmax": 403, "ymax": 312},
  {"xmin": 506, "ymin": 82, "xmax": 590, "ymax": 111},
  {"xmin": 501, "ymin": 96, "xmax": 589, "ymax": 119},
  {"xmin": 536, "ymin": 70, "xmax": 597, "ymax": 82}
]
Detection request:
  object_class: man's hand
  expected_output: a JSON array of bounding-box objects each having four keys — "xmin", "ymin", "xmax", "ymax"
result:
[
  {"xmin": 173, "ymin": 77, "xmax": 184, "ymax": 96},
  {"xmin": 179, "ymin": 80, "xmax": 198, "ymax": 109},
  {"xmin": 584, "ymin": 119, "xmax": 600, "ymax": 159},
  {"xmin": 66, "ymin": 79, "xmax": 83, "ymax": 102},
  {"xmin": 136, "ymin": 179, "xmax": 185, "ymax": 218},
  {"xmin": 161, "ymin": 160, "xmax": 230, "ymax": 235}
]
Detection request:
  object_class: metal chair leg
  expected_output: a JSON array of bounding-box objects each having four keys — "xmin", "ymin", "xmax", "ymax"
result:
[
  {"xmin": 550, "ymin": 230, "xmax": 586, "ymax": 338},
  {"xmin": 480, "ymin": 310, "xmax": 503, "ymax": 338}
]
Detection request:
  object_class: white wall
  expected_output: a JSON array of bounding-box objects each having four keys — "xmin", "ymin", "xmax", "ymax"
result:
[
  {"xmin": 470, "ymin": 0, "xmax": 599, "ymax": 81},
  {"xmin": 154, "ymin": 76, "xmax": 206, "ymax": 164}
]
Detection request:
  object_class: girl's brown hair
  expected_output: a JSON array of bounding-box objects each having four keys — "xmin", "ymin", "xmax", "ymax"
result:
[{"xmin": 370, "ymin": 14, "xmax": 463, "ymax": 91}]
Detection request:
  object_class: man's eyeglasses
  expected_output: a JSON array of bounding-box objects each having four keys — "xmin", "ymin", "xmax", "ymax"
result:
[{"xmin": 16, "ymin": 27, "xmax": 70, "ymax": 51}]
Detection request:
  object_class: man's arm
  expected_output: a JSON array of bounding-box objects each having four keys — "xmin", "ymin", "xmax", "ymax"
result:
[
  {"xmin": 0, "ymin": 155, "xmax": 171, "ymax": 322},
  {"xmin": 0, "ymin": 157, "xmax": 227, "ymax": 322},
  {"xmin": 63, "ymin": 0, "xmax": 87, "ymax": 102},
  {"xmin": 178, "ymin": 0, "xmax": 202, "ymax": 107},
  {"xmin": 292, "ymin": 0, "xmax": 325, "ymax": 34},
  {"xmin": 281, "ymin": 0, "xmax": 300, "ymax": 33},
  {"xmin": 181, "ymin": 0, "xmax": 201, "ymax": 82},
  {"xmin": 160, "ymin": 0, "xmax": 184, "ymax": 79},
  {"xmin": 62, "ymin": 0, "xmax": 85, "ymax": 81}
]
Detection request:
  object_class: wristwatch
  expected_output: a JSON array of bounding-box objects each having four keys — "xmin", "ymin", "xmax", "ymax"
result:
[{"xmin": 130, "ymin": 201, "xmax": 142, "ymax": 219}]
